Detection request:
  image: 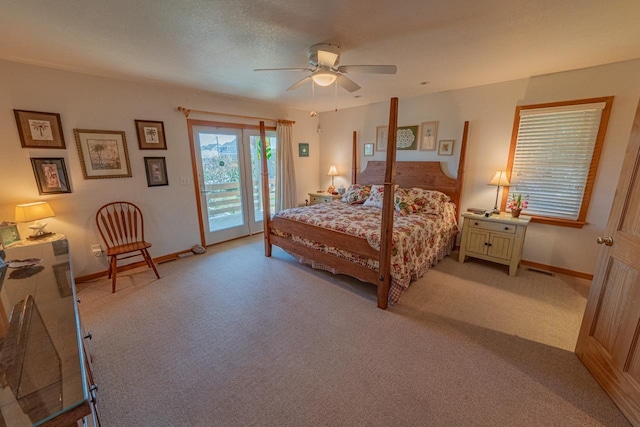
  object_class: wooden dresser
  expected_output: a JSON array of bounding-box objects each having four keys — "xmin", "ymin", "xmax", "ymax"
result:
[{"xmin": 0, "ymin": 238, "xmax": 100, "ymax": 426}]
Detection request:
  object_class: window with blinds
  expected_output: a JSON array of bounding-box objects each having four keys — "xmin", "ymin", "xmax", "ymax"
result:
[{"xmin": 505, "ymin": 97, "xmax": 613, "ymax": 227}]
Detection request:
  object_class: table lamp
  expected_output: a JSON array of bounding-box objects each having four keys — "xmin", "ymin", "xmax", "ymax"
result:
[
  {"xmin": 327, "ymin": 165, "xmax": 338, "ymax": 193},
  {"xmin": 488, "ymin": 170, "xmax": 510, "ymax": 214},
  {"xmin": 15, "ymin": 201, "xmax": 56, "ymax": 240}
]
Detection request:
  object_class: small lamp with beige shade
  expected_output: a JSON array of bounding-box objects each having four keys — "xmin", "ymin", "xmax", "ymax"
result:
[
  {"xmin": 327, "ymin": 165, "xmax": 338, "ymax": 194},
  {"xmin": 15, "ymin": 202, "xmax": 56, "ymax": 239},
  {"xmin": 488, "ymin": 170, "xmax": 510, "ymax": 214}
]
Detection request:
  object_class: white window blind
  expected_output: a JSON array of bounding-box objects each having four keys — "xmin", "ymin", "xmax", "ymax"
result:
[{"xmin": 511, "ymin": 102, "xmax": 606, "ymax": 220}]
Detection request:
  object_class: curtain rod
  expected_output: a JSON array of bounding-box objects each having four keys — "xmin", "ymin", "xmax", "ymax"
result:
[{"xmin": 176, "ymin": 106, "xmax": 294, "ymax": 124}]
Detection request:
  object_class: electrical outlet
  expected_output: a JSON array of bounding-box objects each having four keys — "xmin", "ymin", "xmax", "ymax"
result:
[{"xmin": 91, "ymin": 244, "xmax": 103, "ymax": 257}]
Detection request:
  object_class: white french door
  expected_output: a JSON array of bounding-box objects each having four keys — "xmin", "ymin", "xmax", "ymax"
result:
[{"xmin": 191, "ymin": 123, "xmax": 276, "ymax": 246}]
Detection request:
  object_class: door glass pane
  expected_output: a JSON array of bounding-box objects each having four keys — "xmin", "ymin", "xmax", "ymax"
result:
[
  {"xmin": 199, "ymin": 132, "xmax": 245, "ymax": 232},
  {"xmin": 250, "ymin": 134, "xmax": 277, "ymax": 222}
]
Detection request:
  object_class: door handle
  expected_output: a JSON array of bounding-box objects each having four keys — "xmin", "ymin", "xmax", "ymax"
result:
[{"xmin": 596, "ymin": 236, "xmax": 613, "ymax": 246}]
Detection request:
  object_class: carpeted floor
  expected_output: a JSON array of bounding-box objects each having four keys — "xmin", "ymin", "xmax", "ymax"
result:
[{"xmin": 77, "ymin": 234, "xmax": 630, "ymax": 426}]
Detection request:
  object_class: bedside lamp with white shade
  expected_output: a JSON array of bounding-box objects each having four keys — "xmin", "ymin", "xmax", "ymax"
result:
[{"xmin": 15, "ymin": 202, "xmax": 56, "ymax": 239}]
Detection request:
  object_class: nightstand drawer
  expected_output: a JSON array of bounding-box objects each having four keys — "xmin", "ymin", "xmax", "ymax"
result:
[
  {"xmin": 310, "ymin": 195, "xmax": 332, "ymax": 204},
  {"xmin": 468, "ymin": 220, "xmax": 516, "ymax": 234}
]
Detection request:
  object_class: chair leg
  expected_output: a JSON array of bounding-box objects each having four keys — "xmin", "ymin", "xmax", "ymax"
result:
[
  {"xmin": 142, "ymin": 249, "xmax": 160, "ymax": 279},
  {"xmin": 110, "ymin": 256, "xmax": 118, "ymax": 293}
]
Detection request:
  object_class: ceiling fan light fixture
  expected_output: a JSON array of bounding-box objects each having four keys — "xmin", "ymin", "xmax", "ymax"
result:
[{"xmin": 312, "ymin": 72, "xmax": 337, "ymax": 87}]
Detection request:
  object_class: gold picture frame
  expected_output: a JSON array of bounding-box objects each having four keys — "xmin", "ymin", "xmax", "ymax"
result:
[
  {"xmin": 74, "ymin": 129, "xmax": 132, "ymax": 179},
  {"xmin": 14, "ymin": 110, "xmax": 66, "ymax": 149}
]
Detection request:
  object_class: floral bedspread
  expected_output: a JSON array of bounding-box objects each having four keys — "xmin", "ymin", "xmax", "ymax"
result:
[{"xmin": 272, "ymin": 201, "xmax": 458, "ymax": 304}]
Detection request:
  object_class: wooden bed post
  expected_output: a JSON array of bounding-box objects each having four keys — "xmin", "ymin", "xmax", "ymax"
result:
[
  {"xmin": 259, "ymin": 121, "xmax": 272, "ymax": 257},
  {"xmin": 352, "ymin": 131, "xmax": 358, "ymax": 184},
  {"xmin": 378, "ymin": 97, "xmax": 399, "ymax": 309},
  {"xmin": 454, "ymin": 121, "xmax": 469, "ymax": 219}
]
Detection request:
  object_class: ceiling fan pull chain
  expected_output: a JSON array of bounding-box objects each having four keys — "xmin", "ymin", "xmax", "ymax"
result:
[
  {"xmin": 334, "ymin": 79, "xmax": 338, "ymax": 112},
  {"xmin": 310, "ymin": 81, "xmax": 317, "ymax": 117}
]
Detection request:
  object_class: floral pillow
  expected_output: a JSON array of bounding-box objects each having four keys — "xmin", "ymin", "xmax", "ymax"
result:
[
  {"xmin": 363, "ymin": 184, "xmax": 400, "ymax": 209},
  {"xmin": 405, "ymin": 188, "xmax": 451, "ymax": 214},
  {"xmin": 394, "ymin": 189, "xmax": 422, "ymax": 216},
  {"xmin": 341, "ymin": 184, "xmax": 371, "ymax": 204}
]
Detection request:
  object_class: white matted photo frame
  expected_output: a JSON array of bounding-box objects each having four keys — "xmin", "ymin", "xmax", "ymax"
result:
[
  {"xmin": 14, "ymin": 110, "xmax": 66, "ymax": 149},
  {"xmin": 364, "ymin": 143, "xmax": 374, "ymax": 156},
  {"xmin": 135, "ymin": 120, "xmax": 167, "ymax": 150},
  {"xmin": 419, "ymin": 121, "xmax": 439, "ymax": 151},
  {"xmin": 375, "ymin": 126, "xmax": 388, "ymax": 151},
  {"xmin": 30, "ymin": 158, "xmax": 72, "ymax": 194},
  {"xmin": 438, "ymin": 139, "xmax": 454, "ymax": 156},
  {"xmin": 144, "ymin": 157, "xmax": 169, "ymax": 187},
  {"xmin": 74, "ymin": 129, "xmax": 132, "ymax": 179}
]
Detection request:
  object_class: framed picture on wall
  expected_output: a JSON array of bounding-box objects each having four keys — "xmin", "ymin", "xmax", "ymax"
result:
[
  {"xmin": 298, "ymin": 143, "xmax": 309, "ymax": 157},
  {"xmin": 375, "ymin": 126, "xmax": 388, "ymax": 151},
  {"xmin": 30, "ymin": 158, "xmax": 72, "ymax": 194},
  {"xmin": 364, "ymin": 143, "xmax": 374, "ymax": 156},
  {"xmin": 135, "ymin": 120, "xmax": 167, "ymax": 149},
  {"xmin": 419, "ymin": 121, "xmax": 439, "ymax": 151},
  {"xmin": 144, "ymin": 157, "xmax": 169, "ymax": 187},
  {"xmin": 397, "ymin": 125, "xmax": 419, "ymax": 150},
  {"xmin": 14, "ymin": 110, "xmax": 66, "ymax": 149},
  {"xmin": 74, "ymin": 129, "xmax": 132, "ymax": 179},
  {"xmin": 438, "ymin": 139, "xmax": 454, "ymax": 156}
]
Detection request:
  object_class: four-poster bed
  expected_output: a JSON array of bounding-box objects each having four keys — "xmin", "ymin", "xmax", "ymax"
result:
[{"xmin": 258, "ymin": 98, "xmax": 469, "ymax": 309}]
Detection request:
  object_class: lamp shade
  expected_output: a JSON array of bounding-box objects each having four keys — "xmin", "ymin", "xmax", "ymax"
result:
[
  {"xmin": 489, "ymin": 170, "xmax": 510, "ymax": 187},
  {"xmin": 15, "ymin": 202, "xmax": 55, "ymax": 222},
  {"xmin": 327, "ymin": 165, "xmax": 338, "ymax": 176},
  {"xmin": 312, "ymin": 72, "xmax": 338, "ymax": 87}
]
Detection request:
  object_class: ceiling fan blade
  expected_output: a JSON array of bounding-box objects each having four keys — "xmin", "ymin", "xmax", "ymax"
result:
[
  {"xmin": 337, "ymin": 74, "xmax": 361, "ymax": 93},
  {"xmin": 317, "ymin": 50, "xmax": 339, "ymax": 67},
  {"xmin": 337, "ymin": 65, "xmax": 397, "ymax": 74},
  {"xmin": 286, "ymin": 76, "xmax": 312, "ymax": 91},
  {"xmin": 254, "ymin": 67, "xmax": 313, "ymax": 72}
]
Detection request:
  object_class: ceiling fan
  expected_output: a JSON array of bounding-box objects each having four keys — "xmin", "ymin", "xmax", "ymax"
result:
[{"xmin": 254, "ymin": 43, "xmax": 397, "ymax": 93}]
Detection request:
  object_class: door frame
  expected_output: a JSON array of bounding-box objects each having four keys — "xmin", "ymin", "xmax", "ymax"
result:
[{"xmin": 187, "ymin": 119, "xmax": 276, "ymax": 247}]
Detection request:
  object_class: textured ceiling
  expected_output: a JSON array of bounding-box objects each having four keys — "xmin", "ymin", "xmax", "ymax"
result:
[{"xmin": 2, "ymin": 0, "xmax": 640, "ymax": 113}]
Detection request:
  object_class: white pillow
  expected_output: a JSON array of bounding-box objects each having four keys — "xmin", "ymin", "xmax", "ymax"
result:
[{"xmin": 363, "ymin": 184, "xmax": 400, "ymax": 209}]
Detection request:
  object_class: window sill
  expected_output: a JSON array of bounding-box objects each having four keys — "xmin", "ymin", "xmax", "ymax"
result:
[{"xmin": 528, "ymin": 215, "xmax": 587, "ymax": 228}]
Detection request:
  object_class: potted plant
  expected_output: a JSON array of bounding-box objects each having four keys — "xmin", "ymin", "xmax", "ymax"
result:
[{"xmin": 507, "ymin": 193, "xmax": 529, "ymax": 218}]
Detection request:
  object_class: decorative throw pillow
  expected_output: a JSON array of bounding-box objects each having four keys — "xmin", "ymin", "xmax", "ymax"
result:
[
  {"xmin": 341, "ymin": 184, "xmax": 371, "ymax": 204},
  {"xmin": 363, "ymin": 184, "xmax": 400, "ymax": 209},
  {"xmin": 406, "ymin": 188, "xmax": 451, "ymax": 214},
  {"xmin": 395, "ymin": 189, "xmax": 421, "ymax": 215}
]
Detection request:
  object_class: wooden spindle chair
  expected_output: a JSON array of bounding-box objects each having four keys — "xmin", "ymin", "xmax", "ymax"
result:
[{"xmin": 96, "ymin": 201, "xmax": 160, "ymax": 293}]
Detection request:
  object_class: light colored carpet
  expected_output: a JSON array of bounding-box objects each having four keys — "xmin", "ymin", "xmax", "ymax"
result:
[{"xmin": 77, "ymin": 234, "xmax": 630, "ymax": 426}]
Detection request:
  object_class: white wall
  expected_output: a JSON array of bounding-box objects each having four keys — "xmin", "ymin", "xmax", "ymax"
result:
[
  {"xmin": 0, "ymin": 60, "xmax": 318, "ymax": 277},
  {"xmin": 317, "ymin": 59, "xmax": 640, "ymax": 275}
]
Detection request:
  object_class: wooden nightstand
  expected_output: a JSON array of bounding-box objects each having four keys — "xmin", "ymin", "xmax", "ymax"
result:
[
  {"xmin": 458, "ymin": 212, "xmax": 531, "ymax": 276},
  {"xmin": 308, "ymin": 192, "xmax": 341, "ymax": 205}
]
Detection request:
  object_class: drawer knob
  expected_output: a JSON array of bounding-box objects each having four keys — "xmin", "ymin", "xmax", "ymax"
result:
[
  {"xmin": 474, "ymin": 222, "xmax": 479, "ymax": 226},
  {"xmin": 505, "ymin": 227, "xmax": 509, "ymax": 230}
]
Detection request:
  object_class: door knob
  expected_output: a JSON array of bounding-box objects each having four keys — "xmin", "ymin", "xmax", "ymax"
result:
[{"xmin": 596, "ymin": 236, "xmax": 613, "ymax": 246}]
